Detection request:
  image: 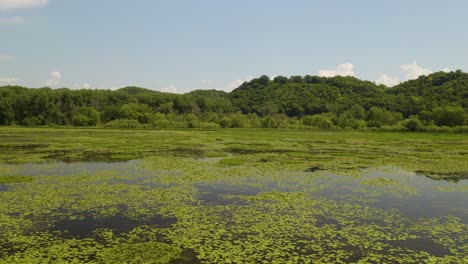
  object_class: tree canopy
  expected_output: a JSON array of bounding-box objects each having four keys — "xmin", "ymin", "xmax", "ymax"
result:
[{"xmin": 1, "ymin": 71, "xmax": 467, "ymax": 130}]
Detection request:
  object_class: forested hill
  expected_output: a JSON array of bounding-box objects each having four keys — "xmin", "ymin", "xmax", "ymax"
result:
[
  {"xmin": 230, "ymin": 70, "xmax": 468, "ymax": 117},
  {"xmin": 0, "ymin": 70, "xmax": 467, "ymax": 130}
]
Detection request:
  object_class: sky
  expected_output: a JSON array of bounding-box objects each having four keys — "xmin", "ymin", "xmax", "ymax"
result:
[{"xmin": 1, "ymin": 0, "xmax": 467, "ymax": 93}]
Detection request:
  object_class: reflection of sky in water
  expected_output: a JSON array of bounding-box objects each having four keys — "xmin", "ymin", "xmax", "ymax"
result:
[
  {"xmin": 0, "ymin": 161, "xmax": 466, "ymax": 259},
  {"xmin": 366, "ymin": 169, "xmax": 468, "ymax": 222},
  {"xmin": 197, "ymin": 168, "xmax": 468, "ymax": 224},
  {"xmin": 1, "ymin": 161, "xmax": 467, "ymax": 224}
]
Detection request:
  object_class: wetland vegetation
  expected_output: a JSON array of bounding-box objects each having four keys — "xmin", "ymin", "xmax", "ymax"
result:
[{"xmin": 0, "ymin": 127, "xmax": 467, "ymax": 263}]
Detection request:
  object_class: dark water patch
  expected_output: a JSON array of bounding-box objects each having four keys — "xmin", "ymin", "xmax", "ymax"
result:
[
  {"xmin": 340, "ymin": 245, "xmax": 364, "ymax": 263},
  {"xmin": 258, "ymin": 158, "xmax": 271, "ymax": 163},
  {"xmin": 170, "ymin": 249, "xmax": 200, "ymax": 264},
  {"xmin": 0, "ymin": 185, "xmax": 7, "ymax": 192},
  {"xmin": 305, "ymin": 166, "xmax": 323, "ymax": 173},
  {"xmin": 385, "ymin": 238, "xmax": 450, "ymax": 257},
  {"xmin": 170, "ymin": 147, "xmax": 205, "ymax": 158},
  {"xmin": 196, "ymin": 182, "xmax": 261, "ymax": 205},
  {"xmin": 82, "ymin": 151, "xmax": 129, "ymax": 162},
  {"xmin": 41, "ymin": 150, "xmax": 72, "ymax": 162},
  {"xmin": 314, "ymin": 215, "xmax": 340, "ymax": 227},
  {"xmin": 155, "ymin": 148, "xmax": 205, "ymax": 158},
  {"xmin": 39, "ymin": 150, "xmax": 137, "ymax": 163},
  {"xmin": 0, "ymin": 144, "xmax": 48, "ymax": 151},
  {"xmin": 415, "ymin": 170, "xmax": 468, "ymax": 182},
  {"xmin": 50, "ymin": 214, "xmax": 177, "ymax": 238}
]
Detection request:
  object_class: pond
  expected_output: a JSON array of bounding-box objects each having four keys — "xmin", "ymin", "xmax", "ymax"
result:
[{"xmin": 0, "ymin": 158, "xmax": 466, "ymax": 263}]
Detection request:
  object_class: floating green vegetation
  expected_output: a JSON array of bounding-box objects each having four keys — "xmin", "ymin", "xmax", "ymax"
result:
[
  {"xmin": 219, "ymin": 158, "xmax": 245, "ymax": 166},
  {"xmin": 97, "ymin": 242, "xmax": 183, "ymax": 264},
  {"xmin": 0, "ymin": 175, "xmax": 33, "ymax": 184},
  {"xmin": 0, "ymin": 127, "xmax": 467, "ymax": 263}
]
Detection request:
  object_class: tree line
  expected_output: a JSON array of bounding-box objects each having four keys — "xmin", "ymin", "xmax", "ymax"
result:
[{"xmin": 0, "ymin": 70, "xmax": 467, "ymax": 132}]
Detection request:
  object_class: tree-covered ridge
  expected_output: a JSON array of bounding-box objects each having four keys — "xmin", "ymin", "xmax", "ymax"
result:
[
  {"xmin": 0, "ymin": 70, "xmax": 467, "ymax": 131},
  {"xmin": 230, "ymin": 75, "xmax": 387, "ymax": 116},
  {"xmin": 230, "ymin": 70, "xmax": 468, "ymax": 117}
]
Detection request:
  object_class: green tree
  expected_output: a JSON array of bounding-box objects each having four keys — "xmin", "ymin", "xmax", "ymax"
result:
[
  {"xmin": 403, "ymin": 118, "xmax": 423, "ymax": 131},
  {"xmin": 432, "ymin": 106, "xmax": 466, "ymax": 127},
  {"xmin": 72, "ymin": 107, "xmax": 100, "ymax": 126}
]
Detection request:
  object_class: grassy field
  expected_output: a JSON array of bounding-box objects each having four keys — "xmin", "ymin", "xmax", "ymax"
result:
[{"xmin": 0, "ymin": 127, "xmax": 467, "ymax": 263}]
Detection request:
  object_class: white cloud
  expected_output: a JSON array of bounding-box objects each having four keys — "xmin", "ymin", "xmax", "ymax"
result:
[
  {"xmin": 442, "ymin": 67, "xmax": 451, "ymax": 73},
  {"xmin": 400, "ymin": 62, "xmax": 432, "ymax": 80},
  {"xmin": 375, "ymin": 74, "xmax": 399, "ymax": 87},
  {"xmin": 82, "ymin": 83, "xmax": 91, "ymax": 89},
  {"xmin": 45, "ymin": 71, "xmax": 62, "ymax": 86},
  {"xmin": 0, "ymin": 16, "xmax": 24, "ymax": 24},
  {"xmin": 226, "ymin": 79, "xmax": 244, "ymax": 91},
  {"xmin": 0, "ymin": 0, "xmax": 48, "ymax": 10},
  {"xmin": 161, "ymin": 84, "xmax": 178, "ymax": 93},
  {"xmin": 0, "ymin": 77, "xmax": 18, "ymax": 84},
  {"xmin": 225, "ymin": 76, "xmax": 253, "ymax": 92},
  {"xmin": 319, "ymin": 63, "xmax": 355, "ymax": 77},
  {"xmin": 0, "ymin": 53, "xmax": 15, "ymax": 61}
]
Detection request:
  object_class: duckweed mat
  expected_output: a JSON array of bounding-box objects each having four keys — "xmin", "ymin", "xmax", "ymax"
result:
[{"xmin": 0, "ymin": 128, "xmax": 467, "ymax": 263}]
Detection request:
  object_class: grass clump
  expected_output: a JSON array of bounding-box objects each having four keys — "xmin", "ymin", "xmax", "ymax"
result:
[
  {"xmin": 205, "ymin": 151, "xmax": 229, "ymax": 158},
  {"xmin": 219, "ymin": 158, "xmax": 244, "ymax": 166}
]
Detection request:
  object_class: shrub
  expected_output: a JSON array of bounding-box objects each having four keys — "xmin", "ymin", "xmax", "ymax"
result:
[
  {"xmin": 72, "ymin": 114, "xmax": 90, "ymax": 126},
  {"xmin": 104, "ymin": 119, "xmax": 142, "ymax": 128},
  {"xmin": 152, "ymin": 119, "xmax": 171, "ymax": 128},
  {"xmin": 380, "ymin": 125, "xmax": 407, "ymax": 132},
  {"xmin": 219, "ymin": 117, "xmax": 232, "ymax": 128},
  {"xmin": 187, "ymin": 120, "xmax": 201, "ymax": 128},
  {"xmin": 230, "ymin": 114, "xmax": 248, "ymax": 128},
  {"xmin": 432, "ymin": 106, "xmax": 465, "ymax": 127},
  {"xmin": 302, "ymin": 115, "xmax": 334, "ymax": 129},
  {"xmin": 423, "ymin": 125, "xmax": 453, "ymax": 133},
  {"xmin": 402, "ymin": 118, "xmax": 423, "ymax": 132},
  {"xmin": 453, "ymin": 126, "xmax": 468, "ymax": 133},
  {"xmin": 199, "ymin": 122, "xmax": 220, "ymax": 129},
  {"xmin": 260, "ymin": 117, "xmax": 273, "ymax": 128},
  {"xmin": 21, "ymin": 117, "xmax": 42, "ymax": 126},
  {"xmin": 75, "ymin": 107, "xmax": 100, "ymax": 126}
]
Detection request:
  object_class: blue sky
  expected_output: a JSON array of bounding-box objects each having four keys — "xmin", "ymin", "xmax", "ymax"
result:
[{"xmin": 1, "ymin": 0, "xmax": 467, "ymax": 93}]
